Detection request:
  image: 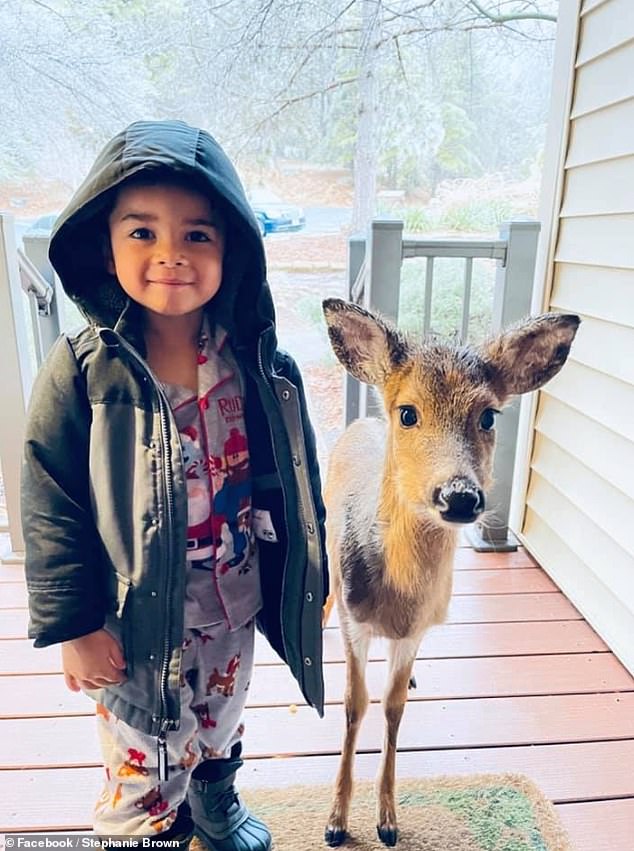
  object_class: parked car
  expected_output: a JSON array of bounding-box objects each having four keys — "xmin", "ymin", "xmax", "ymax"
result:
[
  {"xmin": 24, "ymin": 191, "xmax": 307, "ymax": 242},
  {"xmin": 23, "ymin": 212, "xmax": 59, "ymax": 235},
  {"xmin": 248, "ymin": 188, "xmax": 305, "ymax": 236}
]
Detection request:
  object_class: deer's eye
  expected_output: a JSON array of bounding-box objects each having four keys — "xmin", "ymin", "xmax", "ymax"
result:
[
  {"xmin": 479, "ymin": 408, "xmax": 498, "ymax": 431},
  {"xmin": 399, "ymin": 406, "xmax": 418, "ymax": 428}
]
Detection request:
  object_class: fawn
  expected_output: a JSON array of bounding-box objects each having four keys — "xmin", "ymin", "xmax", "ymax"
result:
[{"xmin": 321, "ymin": 298, "xmax": 579, "ymax": 847}]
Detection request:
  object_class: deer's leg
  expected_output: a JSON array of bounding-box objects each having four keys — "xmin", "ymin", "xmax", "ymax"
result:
[
  {"xmin": 376, "ymin": 636, "xmax": 420, "ymax": 847},
  {"xmin": 325, "ymin": 622, "xmax": 371, "ymax": 847}
]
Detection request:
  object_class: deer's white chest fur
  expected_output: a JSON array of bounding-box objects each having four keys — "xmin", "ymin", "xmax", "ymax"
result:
[{"xmin": 327, "ymin": 418, "xmax": 458, "ymax": 641}]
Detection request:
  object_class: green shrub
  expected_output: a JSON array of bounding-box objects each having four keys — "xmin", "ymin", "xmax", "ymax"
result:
[
  {"xmin": 296, "ymin": 292, "xmax": 326, "ymax": 327},
  {"xmin": 379, "ymin": 193, "xmax": 529, "ymax": 236},
  {"xmin": 290, "ymin": 260, "xmax": 497, "ymax": 349},
  {"xmin": 398, "ymin": 256, "xmax": 495, "ymax": 344},
  {"xmin": 402, "ymin": 208, "xmax": 438, "ymax": 233},
  {"xmin": 439, "ymin": 198, "xmax": 514, "ymax": 232}
]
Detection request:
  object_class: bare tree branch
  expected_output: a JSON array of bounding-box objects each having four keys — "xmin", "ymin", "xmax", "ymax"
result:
[
  {"xmin": 26, "ymin": 0, "xmax": 69, "ymax": 22},
  {"xmin": 468, "ymin": 0, "xmax": 556, "ymax": 24},
  {"xmin": 232, "ymin": 75, "xmax": 358, "ymax": 153},
  {"xmin": 393, "ymin": 34, "xmax": 408, "ymax": 81}
]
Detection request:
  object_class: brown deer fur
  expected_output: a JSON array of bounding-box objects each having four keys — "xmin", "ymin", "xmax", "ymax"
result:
[{"xmin": 321, "ymin": 298, "xmax": 580, "ymax": 847}]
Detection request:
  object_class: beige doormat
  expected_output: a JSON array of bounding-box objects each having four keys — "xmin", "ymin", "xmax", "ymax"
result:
[{"xmin": 193, "ymin": 773, "xmax": 573, "ymax": 851}]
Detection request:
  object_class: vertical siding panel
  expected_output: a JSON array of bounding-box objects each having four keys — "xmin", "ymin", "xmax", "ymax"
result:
[
  {"xmin": 522, "ymin": 2, "xmax": 634, "ymax": 675},
  {"xmin": 577, "ymin": 0, "xmax": 634, "ymax": 65}
]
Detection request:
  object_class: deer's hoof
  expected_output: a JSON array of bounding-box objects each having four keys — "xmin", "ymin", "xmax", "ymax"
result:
[
  {"xmin": 377, "ymin": 823, "xmax": 399, "ymax": 846},
  {"xmin": 324, "ymin": 826, "xmax": 347, "ymax": 847}
]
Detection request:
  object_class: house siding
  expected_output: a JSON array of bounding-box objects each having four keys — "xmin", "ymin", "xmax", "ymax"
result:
[{"xmin": 522, "ymin": 0, "xmax": 634, "ymax": 674}]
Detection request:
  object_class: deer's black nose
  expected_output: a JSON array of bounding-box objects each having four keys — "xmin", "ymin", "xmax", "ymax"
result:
[{"xmin": 433, "ymin": 479, "xmax": 485, "ymax": 524}]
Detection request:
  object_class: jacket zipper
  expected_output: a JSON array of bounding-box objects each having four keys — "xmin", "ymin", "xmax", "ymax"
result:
[
  {"xmin": 157, "ymin": 391, "xmax": 175, "ymax": 781},
  {"xmin": 100, "ymin": 329, "xmax": 178, "ymax": 779},
  {"xmin": 157, "ymin": 718, "xmax": 170, "ymax": 782}
]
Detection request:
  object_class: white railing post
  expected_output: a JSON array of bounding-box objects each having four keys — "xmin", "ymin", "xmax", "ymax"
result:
[
  {"xmin": 345, "ymin": 234, "xmax": 366, "ymax": 425},
  {"xmin": 467, "ymin": 220, "xmax": 540, "ymax": 552},
  {"xmin": 363, "ymin": 219, "xmax": 403, "ymax": 418},
  {"xmin": 0, "ymin": 214, "xmax": 33, "ymax": 562},
  {"xmin": 365, "ymin": 219, "xmax": 403, "ymax": 321}
]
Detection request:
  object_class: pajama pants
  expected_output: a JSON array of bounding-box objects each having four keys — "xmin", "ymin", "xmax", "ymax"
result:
[{"xmin": 93, "ymin": 619, "xmax": 255, "ymax": 835}]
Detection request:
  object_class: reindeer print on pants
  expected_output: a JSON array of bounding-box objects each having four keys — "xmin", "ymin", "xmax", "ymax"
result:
[{"xmin": 93, "ymin": 619, "xmax": 254, "ymax": 836}]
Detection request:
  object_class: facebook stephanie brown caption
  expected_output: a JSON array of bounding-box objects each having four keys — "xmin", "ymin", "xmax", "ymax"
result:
[{"xmin": 3, "ymin": 838, "xmax": 182, "ymax": 848}]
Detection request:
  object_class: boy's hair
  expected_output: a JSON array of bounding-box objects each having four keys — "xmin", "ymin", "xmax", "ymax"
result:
[{"xmin": 103, "ymin": 166, "xmax": 228, "ymax": 230}]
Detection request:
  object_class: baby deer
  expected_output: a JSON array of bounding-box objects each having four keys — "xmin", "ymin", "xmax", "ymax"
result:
[{"xmin": 321, "ymin": 298, "xmax": 579, "ymax": 847}]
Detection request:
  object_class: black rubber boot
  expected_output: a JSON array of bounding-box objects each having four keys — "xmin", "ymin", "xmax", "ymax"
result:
[{"xmin": 188, "ymin": 744, "xmax": 271, "ymax": 851}]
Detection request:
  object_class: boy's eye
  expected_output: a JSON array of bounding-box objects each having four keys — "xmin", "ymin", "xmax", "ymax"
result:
[
  {"xmin": 187, "ymin": 230, "xmax": 212, "ymax": 243},
  {"xmin": 130, "ymin": 227, "xmax": 153, "ymax": 240}
]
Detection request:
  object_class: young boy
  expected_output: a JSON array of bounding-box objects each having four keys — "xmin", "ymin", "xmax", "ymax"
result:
[{"xmin": 21, "ymin": 120, "xmax": 327, "ymax": 849}]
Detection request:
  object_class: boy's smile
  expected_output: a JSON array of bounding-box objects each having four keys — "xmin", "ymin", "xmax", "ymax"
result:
[{"xmin": 108, "ymin": 182, "xmax": 225, "ymax": 319}]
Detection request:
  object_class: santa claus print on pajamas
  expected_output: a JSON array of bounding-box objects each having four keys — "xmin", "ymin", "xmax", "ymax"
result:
[
  {"xmin": 180, "ymin": 425, "xmax": 218, "ymax": 562},
  {"xmin": 162, "ymin": 320, "xmax": 262, "ymax": 631}
]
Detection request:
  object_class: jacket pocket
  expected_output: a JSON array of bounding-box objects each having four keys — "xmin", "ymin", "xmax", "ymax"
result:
[{"xmin": 114, "ymin": 574, "xmax": 134, "ymax": 676}]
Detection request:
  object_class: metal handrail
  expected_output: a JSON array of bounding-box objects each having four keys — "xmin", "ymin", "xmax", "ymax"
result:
[
  {"xmin": 18, "ymin": 248, "xmax": 54, "ymax": 314},
  {"xmin": 402, "ymin": 237, "xmax": 508, "ymax": 261},
  {"xmin": 350, "ymin": 258, "xmax": 368, "ymax": 303}
]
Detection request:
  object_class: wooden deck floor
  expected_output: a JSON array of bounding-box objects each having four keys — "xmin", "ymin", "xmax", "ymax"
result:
[{"xmin": 1, "ymin": 543, "xmax": 633, "ymax": 850}]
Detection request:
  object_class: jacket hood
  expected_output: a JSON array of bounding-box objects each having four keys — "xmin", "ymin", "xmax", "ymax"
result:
[{"xmin": 49, "ymin": 120, "xmax": 275, "ymax": 352}]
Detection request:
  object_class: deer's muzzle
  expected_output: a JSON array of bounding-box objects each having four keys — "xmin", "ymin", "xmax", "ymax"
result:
[{"xmin": 433, "ymin": 477, "xmax": 485, "ymax": 524}]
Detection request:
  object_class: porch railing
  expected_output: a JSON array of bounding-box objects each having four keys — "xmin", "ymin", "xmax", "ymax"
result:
[
  {"xmin": 0, "ymin": 214, "xmax": 60, "ymax": 561},
  {"xmin": 0, "ymin": 212, "xmax": 539, "ymax": 561},
  {"xmin": 345, "ymin": 218, "xmax": 540, "ymax": 552}
]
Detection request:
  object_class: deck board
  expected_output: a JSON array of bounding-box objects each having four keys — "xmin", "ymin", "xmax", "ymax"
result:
[
  {"xmin": 1, "ymin": 545, "xmax": 631, "ymax": 849},
  {"xmin": 447, "ymin": 592, "xmax": 580, "ymax": 622},
  {"xmin": 0, "ymin": 591, "xmax": 582, "ymax": 638},
  {"xmin": 2, "ymin": 653, "xmax": 631, "ymax": 717},
  {"xmin": 282, "ymin": 620, "xmax": 607, "ymax": 660},
  {"xmin": 452, "ymin": 568, "xmax": 557, "ymax": 594},
  {"xmin": 327, "ymin": 592, "xmax": 581, "ymax": 626},
  {"xmin": 557, "ymin": 799, "xmax": 634, "ymax": 851},
  {"xmin": 0, "ymin": 568, "xmax": 560, "ymax": 611},
  {"xmin": 0, "ymin": 582, "xmax": 28, "ymax": 608},
  {"xmin": 3, "ymin": 692, "xmax": 634, "ymax": 768},
  {"xmin": 453, "ymin": 548, "xmax": 538, "ymax": 569},
  {"xmin": 0, "ymin": 620, "xmax": 608, "ymax": 674},
  {"xmin": 3, "ymin": 741, "xmax": 634, "ymax": 831},
  {"xmin": 0, "ymin": 547, "xmax": 538, "ymax": 584}
]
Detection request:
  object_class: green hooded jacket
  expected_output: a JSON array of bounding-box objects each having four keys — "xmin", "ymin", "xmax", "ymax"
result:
[{"xmin": 21, "ymin": 120, "xmax": 327, "ymax": 738}]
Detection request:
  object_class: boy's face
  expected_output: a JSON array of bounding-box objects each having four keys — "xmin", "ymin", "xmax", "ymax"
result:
[{"xmin": 108, "ymin": 183, "xmax": 224, "ymax": 319}]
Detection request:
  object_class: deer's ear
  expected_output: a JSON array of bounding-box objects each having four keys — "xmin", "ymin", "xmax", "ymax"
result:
[
  {"xmin": 322, "ymin": 299, "xmax": 410, "ymax": 386},
  {"xmin": 483, "ymin": 313, "xmax": 580, "ymax": 398}
]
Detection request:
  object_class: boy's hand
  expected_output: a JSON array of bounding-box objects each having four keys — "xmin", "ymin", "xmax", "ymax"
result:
[{"xmin": 61, "ymin": 628, "xmax": 127, "ymax": 692}]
